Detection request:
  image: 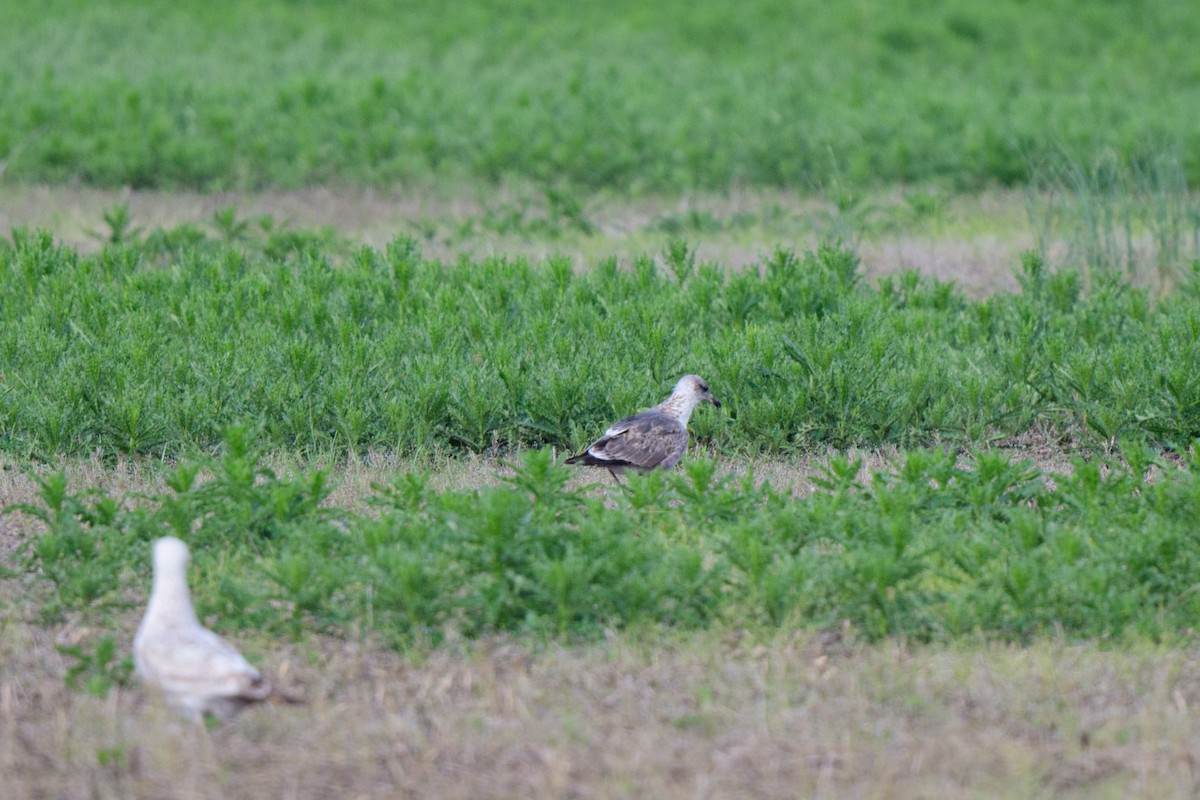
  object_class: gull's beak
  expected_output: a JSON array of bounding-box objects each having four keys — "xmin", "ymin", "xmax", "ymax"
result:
[{"xmin": 709, "ymin": 394, "xmax": 721, "ymax": 409}]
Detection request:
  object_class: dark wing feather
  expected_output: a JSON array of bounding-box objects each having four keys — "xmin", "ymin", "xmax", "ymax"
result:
[{"xmin": 566, "ymin": 410, "xmax": 687, "ymax": 471}]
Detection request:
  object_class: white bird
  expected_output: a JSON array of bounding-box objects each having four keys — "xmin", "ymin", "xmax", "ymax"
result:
[
  {"xmin": 134, "ymin": 536, "xmax": 273, "ymax": 722},
  {"xmin": 566, "ymin": 374, "xmax": 721, "ymax": 482}
]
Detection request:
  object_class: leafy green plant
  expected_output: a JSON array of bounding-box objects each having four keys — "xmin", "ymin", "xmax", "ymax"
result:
[
  {"xmin": 14, "ymin": 443, "xmax": 1200, "ymax": 647},
  {"xmin": 57, "ymin": 636, "xmax": 135, "ymax": 697},
  {"xmin": 0, "ymin": 1, "xmax": 1198, "ymax": 192},
  {"xmin": 212, "ymin": 207, "xmax": 251, "ymax": 244},
  {"xmin": 85, "ymin": 204, "xmax": 142, "ymax": 245},
  {"xmin": 4, "ymin": 235, "xmax": 1200, "ymax": 460}
]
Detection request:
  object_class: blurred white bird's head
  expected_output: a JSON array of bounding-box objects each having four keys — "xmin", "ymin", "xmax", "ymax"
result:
[{"xmin": 153, "ymin": 536, "xmax": 191, "ymax": 575}]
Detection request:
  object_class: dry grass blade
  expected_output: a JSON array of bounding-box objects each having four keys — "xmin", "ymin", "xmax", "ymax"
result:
[{"xmin": 5, "ymin": 621, "xmax": 1200, "ymax": 800}]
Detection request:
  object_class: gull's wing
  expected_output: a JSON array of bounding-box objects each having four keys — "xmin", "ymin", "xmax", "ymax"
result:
[
  {"xmin": 137, "ymin": 626, "xmax": 270, "ymax": 703},
  {"xmin": 567, "ymin": 410, "xmax": 688, "ymax": 471}
]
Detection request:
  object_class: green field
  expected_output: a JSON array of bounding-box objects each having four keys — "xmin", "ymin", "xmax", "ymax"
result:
[
  {"xmin": 16, "ymin": 436, "xmax": 1200, "ymax": 646},
  {"xmin": 5, "ymin": 1, "xmax": 1200, "ymax": 797},
  {"xmin": 2, "ymin": 0, "xmax": 1199, "ymax": 191},
  {"xmin": 4, "ymin": 234, "xmax": 1200, "ymax": 459}
]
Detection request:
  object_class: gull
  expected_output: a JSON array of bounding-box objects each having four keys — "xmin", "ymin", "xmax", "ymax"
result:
[
  {"xmin": 134, "ymin": 536, "xmax": 274, "ymax": 722},
  {"xmin": 566, "ymin": 374, "xmax": 720, "ymax": 482}
]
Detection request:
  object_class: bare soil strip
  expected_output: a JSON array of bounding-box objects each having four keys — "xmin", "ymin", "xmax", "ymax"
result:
[
  {"xmin": 0, "ymin": 185, "xmax": 1036, "ymax": 294},
  {"xmin": 0, "ymin": 438, "xmax": 1083, "ymax": 554}
]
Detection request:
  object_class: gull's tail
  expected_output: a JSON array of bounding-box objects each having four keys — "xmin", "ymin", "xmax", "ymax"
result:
[
  {"xmin": 565, "ymin": 450, "xmax": 633, "ymax": 468},
  {"xmin": 269, "ymin": 685, "xmax": 307, "ymax": 705}
]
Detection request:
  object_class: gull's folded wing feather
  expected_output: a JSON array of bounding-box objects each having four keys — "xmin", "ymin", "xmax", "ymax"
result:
[
  {"xmin": 576, "ymin": 410, "xmax": 688, "ymax": 470},
  {"xmin": 139, "ymin": 627, "xmax": 269, "ymax": 701}
]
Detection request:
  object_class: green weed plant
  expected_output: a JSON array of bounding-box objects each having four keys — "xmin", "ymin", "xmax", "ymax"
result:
[
  {"xmin": 0, "ymin": 0, "xmax": 1198, "ymax": 192},
  {"xmin": 14, "ymin": 442, "xmax": 1200, "ymax": 646},
  {"xmin": 56, "ymin": 636, "xmax": 135, "ymax": 697},
  {"xmin": 3, "ymin": 232, "xmax": 1200, "ymax": 459}
]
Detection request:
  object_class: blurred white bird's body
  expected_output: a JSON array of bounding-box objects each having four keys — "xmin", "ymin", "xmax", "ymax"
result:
[{"xmin": 134, "ymin": 537, "xmax": 272, "ymax": 722}]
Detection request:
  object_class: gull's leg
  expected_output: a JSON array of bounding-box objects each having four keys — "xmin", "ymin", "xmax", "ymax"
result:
[{"xmin": 607, "ymin": 469, "xmax": 623, "ymax": 485}]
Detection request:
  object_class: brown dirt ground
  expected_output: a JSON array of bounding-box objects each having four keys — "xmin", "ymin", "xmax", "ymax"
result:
[{"xmin": 0, "ymin": 185, "xmax": 1037, "ymax": 295}]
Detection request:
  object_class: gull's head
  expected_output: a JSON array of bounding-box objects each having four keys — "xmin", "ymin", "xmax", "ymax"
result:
[
  {"xmin": 152, "ymin": 536, "xmax": 191, "ymax": 576},
  {"xmin": 673, "ymin": 374, "xmax": 721, "ymax": 408}
]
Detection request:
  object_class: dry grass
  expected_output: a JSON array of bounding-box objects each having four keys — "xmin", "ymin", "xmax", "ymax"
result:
[
  {"xmin": 0, "ymin": 185, "xmax": 1038, "ymax": 295},
  {"xmin": 0, "ymin": 437, "xmax": 1085, "ymax": 556},
  {"xmin": 5, "ymin": 614, "xmax": 1200, "ymax": 799},
  {"xmin": 0, "ymin": 431, "xmax": 1085, "ymax": 509},
  {"xmin": 5, "ymin": 445, "xmax": 1196, "ymax": 798}
]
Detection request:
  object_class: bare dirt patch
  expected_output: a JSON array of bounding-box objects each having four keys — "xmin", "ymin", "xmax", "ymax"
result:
[
  {"xmin": 0, "ymin": 185, "xmax": 1040, "ymax": 294},
  {"xmin": 0, "ymin": 437, "xmax": 1087, "ymax": 553}
]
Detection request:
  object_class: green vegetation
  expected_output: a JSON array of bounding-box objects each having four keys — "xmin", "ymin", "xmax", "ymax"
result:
[
  {"xmin": 4, "ymin": 229, "xmax": 1200, "ymax": 459},
  {"xmin": 56, "ymin": 636, "xmax": 135, "ymax": 697},
  {"xmin": 12, "ymin": 440, "xmax": 1200, "ymax": 645},
  {"xmin": 1, "ymin": 0, "xmax": 1198, "ymax": 192},
  {"xmin": 7, "ymin": 3, "xmax": 1200, "ymax": 793},
  {"xmin": 1026, "ymin": 152, "xmax": 1200, "ymax": 287}
]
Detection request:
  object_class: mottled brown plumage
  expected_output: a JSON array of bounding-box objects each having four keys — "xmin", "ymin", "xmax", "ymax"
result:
[{"xmin": 566, "ymin": 375, "xmax": 720, "ymax": 481}]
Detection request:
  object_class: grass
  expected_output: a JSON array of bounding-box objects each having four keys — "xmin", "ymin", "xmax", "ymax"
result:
[
  {"xmin": 1026, "ymin": 152, "xmax": 1200, "ymax": 289},
  {"xmin": 6, "ymin": 624, "xmax": 1200, "ymax": 800},
  {"xmin": 1, "ymin": 0, "xmax": 1199, "ymax": 192},
  {"xmin": 5, "ymin": 1, "xmax": 1200, "ymax": 791},
  {"xmin": 0, "ymin": 183, "xmax": 1048, "ymax": 295},
  {"xmin": 10, "ymin": 438, "xmax": 1200, "ymax": 646},
  {"xmin": 12, "ymin": 183, "xmax": 1199, "ymax": 305},
  {"xmin": 4, "ymin": 230, "xmax": 1200, "ymax": 459},
  {"xmin": 4, "ymin": 448, "xmax": 1200, "ymax": 796}
]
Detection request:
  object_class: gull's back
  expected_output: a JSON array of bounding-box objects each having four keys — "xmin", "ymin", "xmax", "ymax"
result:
[{"xmin": 580, "ymin": 409, "xmax": 688, "ymax": 472}]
